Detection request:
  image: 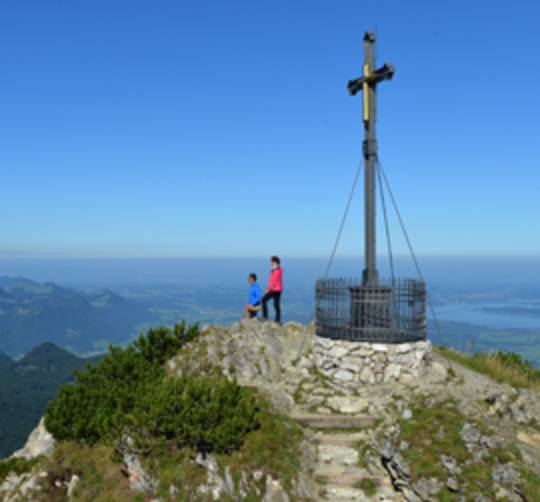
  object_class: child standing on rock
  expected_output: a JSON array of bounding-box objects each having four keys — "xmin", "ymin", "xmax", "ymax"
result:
[{"xmin": 262, "ymin": 256, "xmax": 284, "ymax": 324}]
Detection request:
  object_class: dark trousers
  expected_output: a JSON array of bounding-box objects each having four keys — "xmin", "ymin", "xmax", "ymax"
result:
[
  {"xmin": 262, "ymin": 291, "xmax": 281, "ymax": 323},
  {"xmin": 248, "ymin": 302, "xmax": 260, "ymax": 319}
]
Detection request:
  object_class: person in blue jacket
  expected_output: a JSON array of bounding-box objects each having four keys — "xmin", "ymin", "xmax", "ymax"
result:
[{"xmin": 243, "ymin": 273, "xmax": 262, "ymax": 319}]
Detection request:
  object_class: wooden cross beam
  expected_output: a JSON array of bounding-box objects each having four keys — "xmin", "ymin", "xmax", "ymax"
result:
[
  {"xmin": 347, "ymin": 63, "xmax": 395, "ymax": 96},
  {"xmin": 347, "ymin": 32, "xmax": 395, "ymax": 123}
]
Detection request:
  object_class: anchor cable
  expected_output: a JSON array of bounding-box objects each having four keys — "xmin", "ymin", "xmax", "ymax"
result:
[
  {"xmin": 376, "ymin": 159, "xmax": 444, "ymax": 348},
  {"xmin": 377, "ymin": 162, "xmax": 399, "ymax": 326},
  {"xmin": 324, "ymin": 159, "xmax": 363, "ymax": 277},
  {"xmin": 376, "ymin": 163, "xmax": 396, "ymax": 287},
  {"xmin": 295, "ymin": 159, "xmax": 362, "ymax": 364}
]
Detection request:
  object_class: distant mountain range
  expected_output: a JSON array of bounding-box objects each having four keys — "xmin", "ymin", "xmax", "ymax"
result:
[
  {"xmin": 0, "ymin": 342, "xmax": 99, "ymax": 458},
  {"xmin": 0, "ymin": 276, "xmax": 158, "ymax": 356}
]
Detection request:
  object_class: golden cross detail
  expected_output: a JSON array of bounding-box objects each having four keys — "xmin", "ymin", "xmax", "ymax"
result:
[{"xmin": 347, "ymin": 32, "xmax": 395, "ymax": 123}]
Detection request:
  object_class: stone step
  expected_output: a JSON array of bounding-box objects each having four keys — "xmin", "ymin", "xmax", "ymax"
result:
[
  {"xmin": 314, "ymin": 465, "xmax": 382, "ymax": 486},
  {"xmin": 292, "ymin": 413, "xmax": 375, "ymax": 430},
  {"xmin": 320, "ymin": 484, "xmax": 369, "ymax": 501},
  {"xmin": 313, "ymin": 431, "xmax": 368, "ymax": 446},
  {"xmin": 317, "ymin": 444, "xmax": 359, "ymax": 467}
]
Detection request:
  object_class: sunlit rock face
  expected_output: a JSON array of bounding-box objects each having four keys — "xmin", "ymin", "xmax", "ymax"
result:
[{"xmin": 11, "ymin": 417, "xmax": 56, "ymax": 460}]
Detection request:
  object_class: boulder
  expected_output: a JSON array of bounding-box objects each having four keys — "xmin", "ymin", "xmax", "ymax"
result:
[
  {"xmin": 396, "ymin": 343, "xmax": 412, "ymax": 354},
  {"xmin": 333, "ymin": 369, "xmax": 355, "ymax": 382},
  {"xmin": 123, "ymin": 452, "xmax": 158, "ymax": 493},
  {"xmin": 327, "ymin": 345, "xmax": 350, "ymax": 359},
  {"xmin": 413, "ymin": 477, "xmax": 443, "ymax": 500},
  {"xmin": 262, "ymin": 475, "xmax": 290, "ymax": 502},
  {"xmin": 340, "ymin": 356, "xmax": 364, "ymax": 373},
  {"xmin": 384, "ymin": 363, "xmax": 402, "ymax": 382},
  {"xmin": 360, "ymin": 366, "xmax": 376, "ymax": 384}
]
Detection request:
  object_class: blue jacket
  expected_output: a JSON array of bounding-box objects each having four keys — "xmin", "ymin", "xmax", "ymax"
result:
[{"xmin": 248, "ymin": 283, "xmax": 262, "ymax": 305}]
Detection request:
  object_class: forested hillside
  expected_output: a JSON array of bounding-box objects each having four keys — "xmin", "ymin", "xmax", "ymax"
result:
[{"xmin": 0, "ymin": 343, "xmax": 99, "ymax": 458}]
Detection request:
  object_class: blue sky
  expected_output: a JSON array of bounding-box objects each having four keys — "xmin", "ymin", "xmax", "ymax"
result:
[{"xmin": 0, "ymin": 0, "xmax": 539, "ymax": 258}]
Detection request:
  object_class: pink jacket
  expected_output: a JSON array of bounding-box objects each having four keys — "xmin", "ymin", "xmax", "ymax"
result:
[{"xmin": 268, "ymin": 268, "xmax": 284, "ymax": 292}]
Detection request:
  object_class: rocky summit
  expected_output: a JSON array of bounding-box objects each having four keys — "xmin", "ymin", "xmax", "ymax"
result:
[{"xmin": 1, "ymin": 320, "xmax": 540, "ymax": 501}]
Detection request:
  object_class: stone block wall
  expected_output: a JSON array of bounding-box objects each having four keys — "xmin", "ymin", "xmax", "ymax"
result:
[{"xmin": 313, "ymin": 336, "xmax": 432, "ymax": 387}]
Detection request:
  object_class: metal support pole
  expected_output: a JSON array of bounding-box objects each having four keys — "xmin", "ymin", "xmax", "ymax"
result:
[
  {"xmin": 362, "ymin": 32, "xmax": 378, "ymax": 286},
  {"xmin": 347, "ymin": 31, "xmax": 394, "ymax": 286}
]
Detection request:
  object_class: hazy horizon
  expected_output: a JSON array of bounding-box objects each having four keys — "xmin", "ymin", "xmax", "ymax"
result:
[
  {"xmin": 1, "ymin": 255, "xmax": 539, "ymax": 289},
  {"xmin": 1, "ymin": 255, "xmax": 540, "ymax": 367}
]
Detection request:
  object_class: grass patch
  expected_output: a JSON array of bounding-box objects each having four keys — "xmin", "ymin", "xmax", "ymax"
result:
[
  {"xmin": 142, "ymin": 448, "xmax": 207, "ymax": 500},
  {"xmin": 217, "ymin": 401, "xmax": 304, "ymax": 492},
  {"xmin": 0, "ymin": 457, "xmax": 40, "ymax": 484},
  {"xmin": 528, "ymin": 419, "xmax": 540, "ymax": 433},
  {"xmin": 437, "ymin": 347, "xmax": 540, "ymax": 388},
  {"xmin": 292, "ymin": 378, "xmax": 311, "ymax": 404},
  {"xmin": 446, "ymin": 365, "xmax": 457, "ymax": 380},
  {"xmin": 398, "ymin": 396, "xmax": 540, "ymax": 500},
  {"xmin": 520, "ymin": 466, "xmax": 540, "ymax": 501},
  {"xmin": 145, "ymin": 398, "xmax": 304, "ymax": 498},
  {"xmin": 307, "ymin": 366, "xmax": 334, "ymax": 390},
  {"xmin": 314, "ymin": 419, "xmax": 382, "ymax": 435},
  {"xmin": 359, "ymin": 477, "xmax": 377, "ymax": 496},
  {"xmin": 358, "ymin": 444, "xmax": 375, "ymax": 469},
  {"xmin": 39, "ymin": 442, "xmax": 131, "ymax": 501},
  {"xmin": 399, "ymin": 398, "xmax": 475, "ymax": 488}
]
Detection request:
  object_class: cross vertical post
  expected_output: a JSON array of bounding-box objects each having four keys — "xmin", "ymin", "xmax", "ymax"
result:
[
  {"xmin": 363, "ymin": 32, "xmax": 377, "ymax": 286},
  {"xmin": 347, "ymin": 32, "xmax": 394, "ymax": 287}
]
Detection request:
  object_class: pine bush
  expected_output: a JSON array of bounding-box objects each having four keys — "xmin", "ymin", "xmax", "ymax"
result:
[
  {"xmin": 132, "ymin": 375, "xmax": 260, "ymax": 453},
  {"xmin": 45, "ymin": 322, "xmax": 260, "ymax": 454}
]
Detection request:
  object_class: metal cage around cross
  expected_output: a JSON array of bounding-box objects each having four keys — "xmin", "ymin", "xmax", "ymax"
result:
[
  {"xmin": 314, "ymin": 32, "xmax": 429, "ymax": 343},
  {"xmin": 315, "ymin": 278, "xmax": 427, "ymax": 343}
]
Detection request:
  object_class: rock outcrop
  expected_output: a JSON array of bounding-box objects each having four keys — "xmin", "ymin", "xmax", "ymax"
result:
[
  {"xmin": 0, "ymin": 418, "xmax": 57, "ymax": 501},
  {"xmin": 11, "ymin": 418, "xmax": 55, "ymax": 460}
]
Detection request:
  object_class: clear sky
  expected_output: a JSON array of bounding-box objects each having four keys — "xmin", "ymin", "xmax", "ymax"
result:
[{"xmin": 1, "ymin": 0, "xmax": 539, "ymax": 258}]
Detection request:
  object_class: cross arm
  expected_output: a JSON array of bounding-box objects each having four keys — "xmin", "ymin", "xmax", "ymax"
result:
[{"xmin": 347, "ymin": 63, "xmax": 395, "ymax": 96}]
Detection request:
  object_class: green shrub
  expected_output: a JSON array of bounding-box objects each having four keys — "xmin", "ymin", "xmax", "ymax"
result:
[
  {"xmin": 134, "ymin": 322, "xmax": 200, "ymax": 365},
  {"xmin": 45, "ymin": 321, "xmax": 260, "ymax": 455},
  {"xmin": 45, "ymin": 345, "xmax": 161, "ymax": 443},
  {"xmin": 45, "ymin": 322, "xmax": 199, "ymax": 444},
  {"xmin": 132, "ymin": 376, "xmax": 260, "ymax": 453}
]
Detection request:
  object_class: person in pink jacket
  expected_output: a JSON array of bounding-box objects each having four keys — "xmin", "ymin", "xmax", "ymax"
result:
[{"xmin": 262, "ymin": 256, "xmax": 283, "ymax": 323}]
